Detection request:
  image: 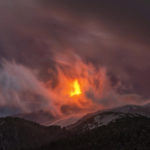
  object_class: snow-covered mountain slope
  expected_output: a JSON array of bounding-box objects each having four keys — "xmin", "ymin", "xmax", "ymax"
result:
[
  {"xmin": 110, "ymin": 103, "xmax": 150, "ymax": 117},
  {"xmin": 48, "ymin": 115, "xmax": 81, "ymax": 127},
  {"xmin": 67, "ymin": 103, "xmax": 150, "ymax": 130},
  {"xmin": 15, "ymin": 103, "xmax": 150, "ymax": 128}
]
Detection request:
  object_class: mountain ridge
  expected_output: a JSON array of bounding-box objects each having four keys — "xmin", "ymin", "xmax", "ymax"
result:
[{"xmin": 0, "ymin": 103, "xmax": 149, "ymax": 150}]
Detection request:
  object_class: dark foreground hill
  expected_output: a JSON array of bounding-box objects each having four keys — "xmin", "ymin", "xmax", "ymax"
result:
[
  {"xmin": 31, "ymin": 115, "xmax": 150, "ymax": 150},
  {"xmin": 0, "ymin": 117, "xmax": 63, "ymax": 150},
  {"xmin": 0, "ymin": 113, "xmax": 150, "ymax": 150}
]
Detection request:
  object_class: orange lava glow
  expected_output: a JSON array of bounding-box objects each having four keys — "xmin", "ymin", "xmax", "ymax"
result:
[
  {"xmin": 70, "ymin": 80, "xmax": 82, "ymax": 97},
  {"xmin": 47, "ymin": 52, "xmax": 110, "ymax": 115}
]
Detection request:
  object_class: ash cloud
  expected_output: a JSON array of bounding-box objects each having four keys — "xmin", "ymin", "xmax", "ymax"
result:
[
  {"xmin": 0, "ymin": 60, "xmax": 56, "ymax": 117},
  {"xmin": 0, "ymin": 0, "xmax": 149, "ymax": 120}
]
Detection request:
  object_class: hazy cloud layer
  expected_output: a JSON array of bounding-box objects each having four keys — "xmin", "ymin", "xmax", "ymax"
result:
[
  {"xmin": 0, "ymin": 60, "xmax": 56, "ymax": 117},
  {"xmin": 0, "ymin": 0, "xmax": 149, "ymax": 119}
]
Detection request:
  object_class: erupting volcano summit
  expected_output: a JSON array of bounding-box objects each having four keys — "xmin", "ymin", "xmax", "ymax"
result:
[{"xmin": 70, "ymin": 80, "xmax": 82, "ymax": 97}]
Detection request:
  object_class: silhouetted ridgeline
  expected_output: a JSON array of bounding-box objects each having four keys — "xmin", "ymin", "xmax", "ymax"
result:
[
  {"xmin": 0, "ymin": 113, "xmax": 150, "ymax": 150},
  {"xmin": 29, "ymin": 115, "xmax": 150, "ymax": 150},
  {"xmin": 0, "ymin": 117, "xmax": 63, "ymax": 150}
]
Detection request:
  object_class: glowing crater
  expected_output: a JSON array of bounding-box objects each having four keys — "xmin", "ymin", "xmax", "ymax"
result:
[{"xmin": 70, "ymin": 80, "xmax": 82, "ymax": 97}]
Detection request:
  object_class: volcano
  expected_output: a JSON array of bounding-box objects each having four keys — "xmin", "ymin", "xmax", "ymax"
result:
[
  {"xmin": 0, "ymin": 0, "xmax": 150, "ymax": 150},
  {"xmin": 0, "ymin": 104, "xmax": 150, "ymax": 150}
]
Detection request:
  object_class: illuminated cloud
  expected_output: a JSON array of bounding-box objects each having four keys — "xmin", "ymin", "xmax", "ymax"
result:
[{"xmin": 0, "ymin": 0, "xmax": 149, "ymax": 120}]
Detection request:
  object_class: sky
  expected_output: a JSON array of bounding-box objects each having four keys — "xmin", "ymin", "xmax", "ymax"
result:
[{"xmin": 0, "ymin": 0, "xmax": 150, "ymax": 121}]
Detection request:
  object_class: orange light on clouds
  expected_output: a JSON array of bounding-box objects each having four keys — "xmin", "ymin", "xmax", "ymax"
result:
[
  {"xmin": 70, "ymin": 80, "xmax": 82, "ymax": 97},
  {"xmin": 47, "ymin": 52, "xmax": 109, "ymax": 116}
]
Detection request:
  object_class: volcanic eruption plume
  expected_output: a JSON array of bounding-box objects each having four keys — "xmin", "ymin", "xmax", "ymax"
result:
[
  {"xmin": 0, "ymin": 0, "xmax": 149, "ymax": 127},
  {"xmin": 0, "ymin": 52, "xmax": 111, "ymax": 122},
  {"xmin": 0, "ymin": 52, "xmax": 148, "ymax": 124},
  {"xmin": 46, "ymin": 52, "xmax": 111, "ymax": 116}
]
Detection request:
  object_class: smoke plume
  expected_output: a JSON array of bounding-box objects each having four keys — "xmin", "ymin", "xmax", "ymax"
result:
[{"xmin": 0, "ymin": 0, "xmax": 149, "ymax": 123}]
